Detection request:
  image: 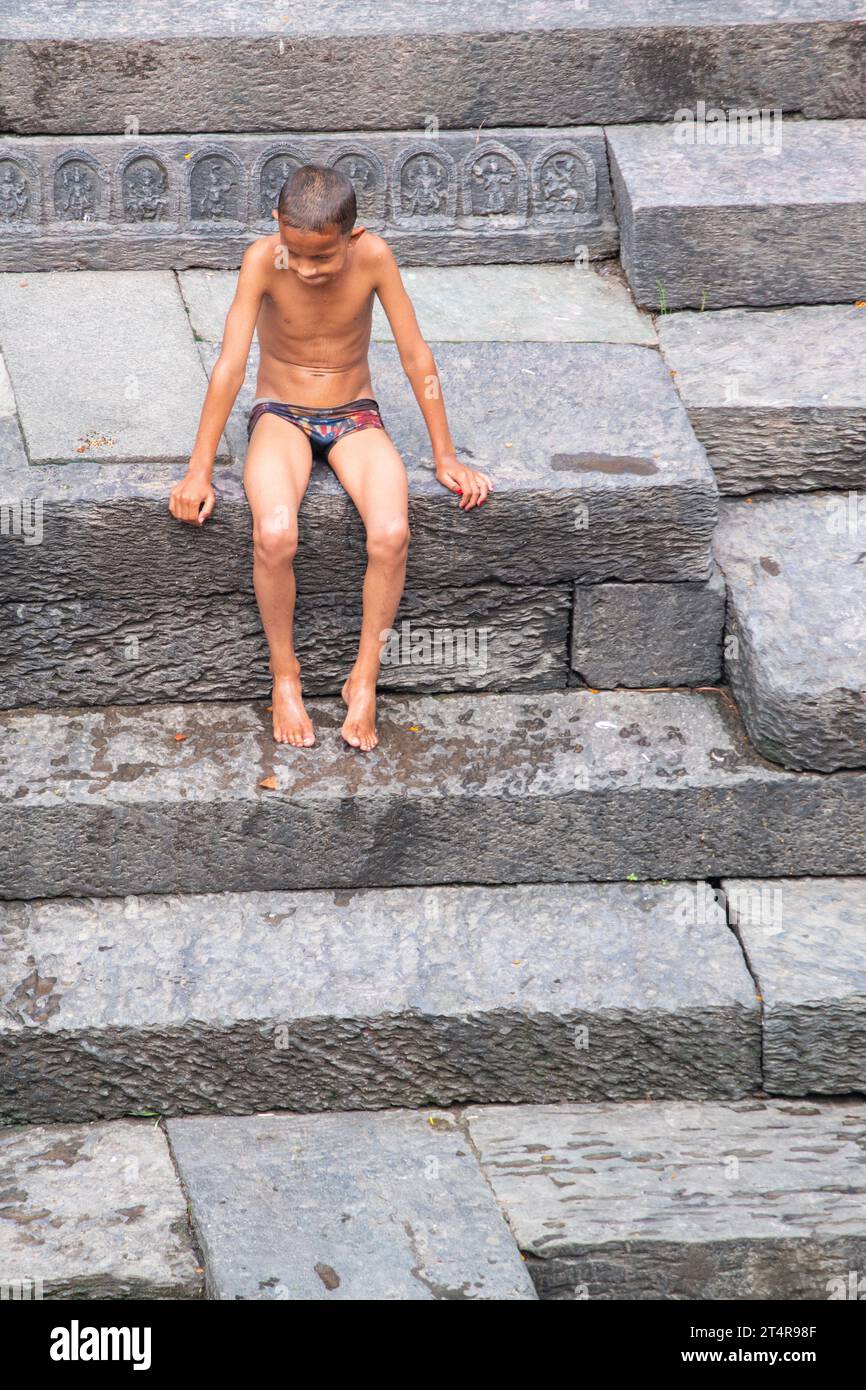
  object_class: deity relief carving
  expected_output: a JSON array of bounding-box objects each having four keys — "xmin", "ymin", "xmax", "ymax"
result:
[
  {"xmin": 328, "ymin": 147, "xmax": 385, "ymax": 222},
  {"xmin": 0, "ymin": 159, "xmax": 31, "ymax": 223},
  {"xmin": 189, "ymin": 151, "xmax": 241, "ymax": 222},
  {"xmin": 392, "ymin": 145, "xmax": 456, "ymax": 224},
  {"xmin": 257, "ymin": 149, "xmax": 305, "ymax": 220},
  {"xmin": 461, "ymin": 142, "xmax": 527, "ymax": 223},
  {"xmin": 532, "ymin": 145, "xmax": 598, "ymax": 222},
  {"xmin": 54, "ymin": 154, "xmax": 103, "ymax": 222},
  {"xmin": 121, "ymin": 154, "xmax": 169, "ymax": 222}
]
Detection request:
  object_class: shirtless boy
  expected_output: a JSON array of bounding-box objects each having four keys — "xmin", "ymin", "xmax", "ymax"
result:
[{"xmin": 169, "ymin": 164, "xmax": 492, "ymax": 751}]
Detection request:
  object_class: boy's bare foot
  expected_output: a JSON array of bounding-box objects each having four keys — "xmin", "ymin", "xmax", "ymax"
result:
[
  {"xmin": 272, "ymin": 670, "xmax": 315, "ymax": 747},
  {"xmin": 340, "ymin": 673, "xmax": 379, "ymax": 751}
]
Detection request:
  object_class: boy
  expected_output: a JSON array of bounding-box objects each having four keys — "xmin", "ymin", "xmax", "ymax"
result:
[{"xmin": 169, "ymin": 164, "xmax": 492, "ymax": 751}]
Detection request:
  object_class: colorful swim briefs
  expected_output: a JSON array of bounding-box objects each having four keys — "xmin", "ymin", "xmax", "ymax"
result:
[{"xmin": 247, "ymin": 396, "xmax": 386, "ymax": 464}]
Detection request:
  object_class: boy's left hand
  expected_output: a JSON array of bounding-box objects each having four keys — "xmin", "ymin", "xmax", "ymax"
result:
[{"xmin": 435, "ymin": 455, "xmax": 494, "ymax": 510}]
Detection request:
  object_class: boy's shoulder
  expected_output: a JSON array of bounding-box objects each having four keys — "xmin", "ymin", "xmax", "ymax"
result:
[
  {"xmin": 355, "ymin": 229, "xmax": 395, "ymax": 272},
  {"xmin": 242, "ymin": 233, "xmax": 281, "ymax": 269}
]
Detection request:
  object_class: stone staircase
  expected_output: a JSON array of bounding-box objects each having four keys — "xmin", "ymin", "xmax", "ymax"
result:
[{"xmin": 1, "ymin": 2, "xmax": 865, "ymax": 1302}]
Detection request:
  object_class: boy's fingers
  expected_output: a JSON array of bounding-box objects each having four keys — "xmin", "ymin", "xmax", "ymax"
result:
[{"xmin": 199, "ymin": 490, "xmax": 216, "ymax": 523}]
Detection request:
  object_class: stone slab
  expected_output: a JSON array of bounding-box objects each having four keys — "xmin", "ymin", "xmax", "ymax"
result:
[
  {"xmin": 0, "ymin": 271, "xmax": 227, "ymax": 465},
  {"xmin": 0, "ymin": 582, "xmax": 571, "ymax": 707},
  {"xmin": 608, "ymin": 119, "xmax": 866, "ymax": 309},
  {"xmin": 0, "ymin": 129, "xmax": 617, "ymax": 270},
  {"xmin": 715, "ymin": 494, "xmax": 866, "ymax": 770},
  {"xmin": 0, "ymin": 689, "xmax": 863, "ymax": 901},
  {"xmin": 1, "ymin": 3, "xmax": 862, "ymax": 133},
  {"xmin": 179, "ymin": 264, "xmax": 657, "ymax": 346},
  {"xmin": 0, "ymin": 1119, "xmax": 202, "ymax": 1299},
  {"xmin": 659, "ymin": 305, "xmax": 866, "ymax": 493},
  {"xmin": 725, "ymin": 878, "xmax": 866, "ymax": 1096},
  {"xmin": 0, "ymin": 880, "xmax": 760, "ymax": 1124},
  {"xmin": 466, "ymin": 1098, "xmax": 866, "ymax": 1300},
  {"xmin": 0, "ymin": 340, "xmax": 718, "ymax": 600},
  {"xmin": 167, "ymin": 1108, "xmax": 536, "ymax": 1300},
  {"xmin": 571, "ymin": 569, "xmax": 725, "ymax": 688}
]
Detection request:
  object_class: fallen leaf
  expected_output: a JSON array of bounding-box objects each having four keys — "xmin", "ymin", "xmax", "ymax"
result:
[
  {"xmin": 856, "ymin": 300, "xmax": 866, "ymax": 308},
  {"xmin": 173, "ymin": 733, "xmax": 187, "ymax": 742},
  {"xmin": 259, "ymin": 776, "xmax": 278, "ymax": 790},
  {"xmin": 408, "ymin": 725, "xmax": 420, "ymax": 732}
]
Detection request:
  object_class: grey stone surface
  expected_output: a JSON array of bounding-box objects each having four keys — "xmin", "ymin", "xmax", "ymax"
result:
[
  {"xmin": 715, "ymin": 494, "xmax": 866, "ymax": 771},
  {"xmin": 0, "ymin": 688, "xmax": 863, "ymax": 900},
  {"xmin": 0, "ymin": 1119, "xmax": 202, "ymax": 1299},
  {"xmin": 659, "ymin": 306, "xmax": 866, "ymax": 493},
  {"xmin": 0, "ymin": 272, "xmax": 227, "ymax": 465},
  {"xmin": 167, "ymin": 1108, "xmax": 536, "ymax": 1300},
  {"xmin": 0, "ymin": 880, "xmax": 760, "ymax": 1124},
  {"xmin": 1, "ymin": 3, "xmax": 862, "ymax": 133},
  {"xmin": 180, "ymin": 264, "xmax": 657, "ymax": 346},
  {"xmin": 0, "ymin": 129, "xmax": 617, "ymax": 270},
  {"xmin": 609, "ymin": 120, "xmax": 866, "ymax": 309},
  {"xmin": 571, "ymin": 569, "xmax": 725, "ymax": 688},
  {"xmin": 0, "ymin": 341, "xmax": 718, "ymax": 600},
  {"xmin": 0, "ymin": 582, "xmax": 570, "ymax": 707},
  {"xmin": 725, "ymin": 878, "xmax": 866, "ymax": 1096},
  {"xmin": 466, "ymin": 1098, "xmax": 866, "ymax": 1300}
]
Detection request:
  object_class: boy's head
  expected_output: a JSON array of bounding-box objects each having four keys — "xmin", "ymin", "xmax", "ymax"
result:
[{"xmin": 273, "ymin": 164, "xmax": 362, "ymax": 284}]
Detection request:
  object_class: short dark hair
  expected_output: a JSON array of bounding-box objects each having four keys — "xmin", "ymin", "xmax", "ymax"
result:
[{"xmin": 277, "ymin": 164, "xmax": 356, "ymax": 234}]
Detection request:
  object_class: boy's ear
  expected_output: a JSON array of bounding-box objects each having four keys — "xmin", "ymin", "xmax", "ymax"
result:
[{"xmin": 271, "ymin": 209, "xmax": 278, "ymax": 222}]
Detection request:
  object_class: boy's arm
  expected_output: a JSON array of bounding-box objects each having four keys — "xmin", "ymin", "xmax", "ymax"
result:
[
  {"xmin": 169, "ymin": 243, "xmax": 265, "ymax": 525},
  {"xmin": 373, "ymin": 243, "xmax": 492, "ymax": 511}
]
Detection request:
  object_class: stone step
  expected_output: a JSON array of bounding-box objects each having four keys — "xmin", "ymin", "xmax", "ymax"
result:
[
  {"xmin": 1, "ymin": 689, "xmax": 863, "ymax": 901},
  {"xmin": 714, "ymin": 494, "xmax": 866, "ymax": 770},
  {"xmin": 609, "ymin": 119, "xmax": 866, "ymax": 309},
  {"xmin": 659, "ymin": 305, "xmax": 866, "ymax": 493},
  {"xmin": 3, "ymin": 3, "xmax": 861, "ymax": 134},
  {"xmin": 0, "ymin": 880, "xmax": 760, "ymax": 1126},
  {"xmin": 724, "ymin": 877, "xmax": 866, "ymax": 1097},
  {"xmin": 0, "ymin": 128, "xmax": 618, "ymax": 270},
  {"xmin": 0, "ymin": 1118, "xmax": 203, "ymax": 1299},
  {"xmin": 0, "ymin": 327, "xmax": 718, "ymax": 606},
  {"xmin": 466, "ymin": 1097, "xmax": 866, "ymax": 1300},
  {"xmin": 166, "ymin": 1108, "xmax": 535, "ymax": 1301},
  {"xmin": 180, "ymin": 263, "xmax": 657, "ymax": 347}
]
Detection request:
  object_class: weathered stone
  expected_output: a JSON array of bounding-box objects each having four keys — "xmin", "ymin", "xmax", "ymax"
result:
[
  {"xmin": 571, "ymin": 569, "xmax": 725, "ymax": 688},
  {"xmin": 724, "ymin": 877, "xmax": 866, "ymax": 1096},
  {"xmin": 466, "ymin": 1098, "xmax": 866, "ymax": 1300},
  {"xmin": 659, "ymin": 305, "xmax": 866, "ymax": 493},
  {"xmin": 0, "ymin": 689, "xmax": 863, "ymax": 900},
  {"xmin": 0, "ymin": 582, "xmax": 570, "ymax": 707},
  {"xmin": 609, "ymin": 119, "xmax": 866, "ymax": 309},
  {"xmin": 2, "ymin": 3, "xmax": 862, "ymax": 134},
  {"xmin": 180, "ymin": 263, "xmax": 657, "ymax": 346},
  {"xmin": 715, "ymin": 494, "xmax": 866, "ymax": 770},
  {"xmin": 0, "ymin": 129, "xmax": 617, "ymax": 270},
  {"xmin": 0, "ymin": 1119, "xmax": 202, "ymax": 1299},
  {"xmin": 0, "ymin": 272, "xmax": 227, "ymax": 465},
  {"xmin": 0, "ymin": 341, "xmax": 718, "ymax": 601},
  {"xmin": 0, "ymin": 880, "xmax": 760, "ymax": 1124},
  {"xmin": 167, "ymin": 1108, "xmax": 536, "ymax": 1300}
]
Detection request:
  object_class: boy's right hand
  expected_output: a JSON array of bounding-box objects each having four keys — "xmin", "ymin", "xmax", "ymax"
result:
[{"xmin": 169, "ymin": 469, "xmax": 216, "ymax": 526}]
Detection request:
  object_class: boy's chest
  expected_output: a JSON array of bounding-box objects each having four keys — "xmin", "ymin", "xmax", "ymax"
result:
[{"xmin": 262, "ymin": 276, "xmax": 374, "ymax": 338}]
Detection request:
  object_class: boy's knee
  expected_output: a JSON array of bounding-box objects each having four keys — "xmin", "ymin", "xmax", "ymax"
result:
[
  {"xmin": 367, "ymin": 517, "xmax": 410, "ymax": 563},
  {"xmin": 254, "ymin": 517, "xmax": 298, "ymax": 566}
]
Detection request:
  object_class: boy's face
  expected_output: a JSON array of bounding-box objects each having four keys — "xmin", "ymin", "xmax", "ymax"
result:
[{"xmin": 274, "ymin": 217, "xmax": 362, "ymax": 285}]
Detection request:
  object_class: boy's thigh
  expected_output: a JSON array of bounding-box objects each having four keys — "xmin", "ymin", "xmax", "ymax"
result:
[
  {"xmin": 327, "ymin": 425, "xmax": 408, "ymax": 525},
  {"xmin": 243, "ymin": 412, "xmax": 314, "ymax": 528}
]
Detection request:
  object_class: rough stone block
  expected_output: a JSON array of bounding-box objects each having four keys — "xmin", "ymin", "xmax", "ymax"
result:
[
  {"xmin": 0, "ymin": 1119, "xmax": 202, "ymax": 1299},
  {"xmin": 724, "ymin": 877, "xmax": 866, "ymax": 1096},
  {"xmin": 571, "ymin": 569, "xmax": 725, "ymax": 688},
  {"xmin": 0, "ymin": 880, "xmax": 759, "ymax": 1124},
  {"xmin": 608, "ymin": 119, "xmax": 866, "ymax": 309},
  {"xmin": 715, "ymin": 494, "xmax": 866, "ymax": 770},
  {"xmin": 2, "ymin": 4, "xmax": 862, "ymax": 133},
  {"xmin": 0, "ymin": 689, "xmax": 863, "ymax": 900},
  {"xmin": 167, "ymin": 1109, "xmax": 536, "ymax": 1300},
  {"xmin": 466, "ymin": 1098, "xmax": 866, "ymax": 1299},
  {"xmin": 659, "ymin": 305, "xmax": 866, "ymax": 493}
]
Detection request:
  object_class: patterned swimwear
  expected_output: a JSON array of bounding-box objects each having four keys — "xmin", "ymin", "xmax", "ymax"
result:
[{"xmin": 247, "ymin": 396, "xmax": 386, "ymax": 464}]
